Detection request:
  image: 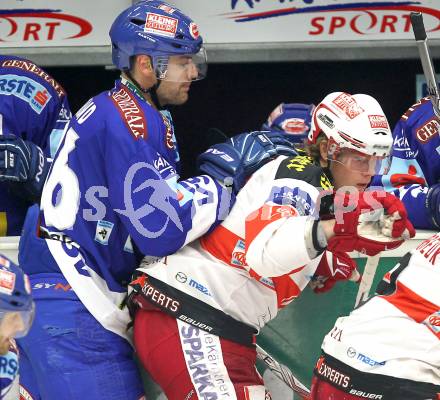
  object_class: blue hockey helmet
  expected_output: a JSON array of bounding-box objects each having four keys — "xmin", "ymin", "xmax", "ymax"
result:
[
  {"xmin": 109, "ymin": 1, "xmax": 207, "ymax": 81},
  {"xmin": 262, "ymin": 103, "xmax": 315, "ymax": 146},
  {"xmin": 0, "ymin": 255, "xmax": 34, "ymax": 338}
]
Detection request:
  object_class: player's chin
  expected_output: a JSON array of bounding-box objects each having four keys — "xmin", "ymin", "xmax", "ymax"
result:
[{"xmin": 172, "ymin": 91, "xmax": 190, "ymax": 105}]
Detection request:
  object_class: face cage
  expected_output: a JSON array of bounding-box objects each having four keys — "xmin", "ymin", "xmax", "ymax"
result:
[
  {"xmin": 0, "ymin": 302, "xmax": 35, "ymax": 339},
  {"xmin": 153, "ymin": 47, "xmax": 207, "ymax": 82},
  {"xmin": 330, "ymin": 149, "xmax": 391, "ymax": 176}
]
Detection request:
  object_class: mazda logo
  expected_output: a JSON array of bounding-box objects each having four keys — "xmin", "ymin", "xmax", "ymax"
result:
[
  {"xmin": 347, "ymin": 347, "xmax": 356, "ymax": 358},
  {"xmin": 175, "ymin": 272, "xmax": 187, "ymax": 283}
]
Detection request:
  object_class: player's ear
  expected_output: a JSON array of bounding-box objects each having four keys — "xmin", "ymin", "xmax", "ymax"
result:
[
  {"xmin": 136, "ymin": 55, "xmax": 153, "ymax": 73},
  {"xmin": 131, "ymin": 55, "xmax": 156, "ymax": 88}
]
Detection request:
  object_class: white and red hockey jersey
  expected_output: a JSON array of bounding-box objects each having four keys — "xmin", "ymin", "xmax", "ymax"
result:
[
  {"xmin": 138, "ymin": 154, "xmax": 333, "ymax": 331},
  {"xmin": 321, "ymin": 233, "xmax": 440, "ymax": 386}
]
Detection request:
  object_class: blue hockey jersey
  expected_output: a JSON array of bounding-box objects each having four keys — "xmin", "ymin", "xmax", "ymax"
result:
[
  {"xmin": 374, "ymin": 97, "xmax": 440, "ymax": 229},
  {"xmin": 20, "ymin": 78, "xmax": 232, "ymax": 339},
  {"xmin": 0, "ymin": 55, "xmax": 71, "ymax": 236},
  {"xmin": 0, "ymin": 341, "xmax": 18, "ymax": 399}
]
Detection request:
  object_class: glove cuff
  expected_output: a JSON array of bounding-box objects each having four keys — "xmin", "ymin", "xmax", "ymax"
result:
[{"xmin": 305, "ymin": 218, "xmax": 327, "ymax": 259}]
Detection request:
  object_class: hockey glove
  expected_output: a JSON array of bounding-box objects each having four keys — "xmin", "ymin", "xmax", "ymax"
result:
[
  {"xmin": 0, "ymin": 135, "xmax": 50, "ymax": 202},
  {"xmin": 327, "ymin": 190, "xmax": 415, "ymax": 256},
  {"xmin": 310, "ymin": 251, "xmax": 360, "ymax": 294},
  {"xmin": 197, "ymin": 130, "xmax": 297, "ymax": 194},
  {"xmin": 426, "ymin": 183, "xmax": 440, "ymax": 228}
]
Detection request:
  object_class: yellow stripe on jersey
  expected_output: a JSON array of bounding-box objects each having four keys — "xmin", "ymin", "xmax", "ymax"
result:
[{"xmin": 0, "ymin": 212, "xmax": 7, "ymax": 236}]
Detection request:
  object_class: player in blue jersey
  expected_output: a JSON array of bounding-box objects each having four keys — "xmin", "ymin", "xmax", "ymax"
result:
[
  {"xmin": 0, "ymin": 56, "xmax": 71, "ymax": 236},
  {"xmin": 262, "ymin": 102, "xmax": 315, "ymax": 148},
  {"xmin": 16, "ymin": 2, "xmax": 296, "ymax": 399},
  {"xmin": 0, "ymin": 254, "xmax": 34, "ymax": 400},
  {"xmin": 373, "ymin": 98, "xmax": 440, "ymax": 229}
]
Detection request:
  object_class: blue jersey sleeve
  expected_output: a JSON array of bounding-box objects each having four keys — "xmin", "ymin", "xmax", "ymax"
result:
[
  {"xmin": 0, "ymin": 56, "xmax": 71, "ymax": 235},
  {"xmin": 105, "ymin": 134, "xmax": 232, "ymax": 257},
  {"xmin": 0, "ymin": 56, "xmax": 69, "ymax": 150}
]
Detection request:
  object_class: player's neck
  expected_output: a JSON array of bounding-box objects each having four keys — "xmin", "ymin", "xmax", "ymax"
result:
[{"xmin": 120, "ymin": 74, "xmax": 157, "ymax": 108}]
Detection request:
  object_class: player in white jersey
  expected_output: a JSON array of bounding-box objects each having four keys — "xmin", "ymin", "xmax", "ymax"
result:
[
  {"xmin": 128, "ymin": 92, "xmax": 415, "ymax": 399},
  {"xmin": 312, "ymin": 232, "xmax": 440, "ymax": 400},
  {"xmin": 0, "ymin": 255, "xmax": 34, "ymax": 400}
]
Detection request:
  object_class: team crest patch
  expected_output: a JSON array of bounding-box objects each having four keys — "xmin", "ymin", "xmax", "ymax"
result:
[
  {"xmin": 145, "ymin": 12, "xmax": 178, "ymax": 38},
  {"xmin": 95, "ymin": 220, "xmax": 114, "ymax": 245}
]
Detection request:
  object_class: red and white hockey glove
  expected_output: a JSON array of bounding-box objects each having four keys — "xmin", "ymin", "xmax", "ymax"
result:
[
  {"xmin": 310, "ymin": 251, "xmax": 361, "ymax": 294},
  {"xmin": 327, "ymin": 190, "xmax": 415, "ymax": 256}
]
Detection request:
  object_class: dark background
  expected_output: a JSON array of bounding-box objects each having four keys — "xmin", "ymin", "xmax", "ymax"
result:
[{"xmin": 46, "ymin": 59, "xmax": 427, "ymax": 178}]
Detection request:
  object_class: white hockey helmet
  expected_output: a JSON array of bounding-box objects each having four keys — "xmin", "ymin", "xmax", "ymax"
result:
[{"xmin": 309, "ymin": 92, "xmax": 393, "ymax": 174}]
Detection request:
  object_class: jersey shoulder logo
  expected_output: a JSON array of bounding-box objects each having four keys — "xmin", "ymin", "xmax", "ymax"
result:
[
  {"xmin": 415, "ymin": 117, "xmax": 439, "ymax": 144},
  {"xmin": 0, "ymin": 74, "xmax": 52, "ymax": 114},
  {"xmin": 110, "ymin": 86, "xmax": 148, "ymax": 140},
  {"xmin": 1, "ymin": 58, "xmax": 66, "ymax": 98}
]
